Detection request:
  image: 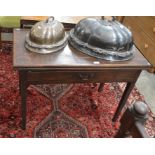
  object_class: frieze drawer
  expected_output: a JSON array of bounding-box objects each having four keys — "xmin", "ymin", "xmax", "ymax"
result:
[{"xmin": 27, "ymin": 70, "xmax": 140, "ymax": 84}]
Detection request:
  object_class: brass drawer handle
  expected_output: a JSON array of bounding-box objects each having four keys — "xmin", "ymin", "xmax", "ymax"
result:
[
  {"xmin": 78, "ymin": 73, "xmax": 95, "ymax": 81},
  {"xmin": 144, "ymin": 43, "xmax": 149, "ymax": 49},
  {"xmin": 153, "ymin": 27, "xmax": 155, "ymax": 33}
]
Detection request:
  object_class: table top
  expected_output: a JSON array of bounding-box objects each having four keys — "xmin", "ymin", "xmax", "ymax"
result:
[
  {"xmin": 13, "ymin": 29, "xmax": 151, "ymax": 70},
  {"xmin": 21, "ymin": 16, "xmax": 102, "ymax": 24}
]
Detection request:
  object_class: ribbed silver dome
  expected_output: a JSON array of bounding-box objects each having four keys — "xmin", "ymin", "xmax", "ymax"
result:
[
  {"xmin": 69, "ymin": 17, "xmax": 135, "ymax": 61},
  {"xmin": 25, "ymin": 17, "xmax": 68, "ymax": 54}
]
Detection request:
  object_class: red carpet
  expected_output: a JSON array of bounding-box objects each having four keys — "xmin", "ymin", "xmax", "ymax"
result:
[{"xmin": 0, "ymin": 43, "xmax": 155, "ymax": 138}]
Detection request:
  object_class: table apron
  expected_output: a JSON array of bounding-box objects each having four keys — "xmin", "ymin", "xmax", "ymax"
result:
[{"xmin": 26, "ymin": 70, "xmax": 141, "ymax": 84}]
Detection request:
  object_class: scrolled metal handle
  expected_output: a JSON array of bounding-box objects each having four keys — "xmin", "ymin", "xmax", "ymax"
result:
[
  {"xmin": 102, "ymin": 16, "xmax": 116, "ymax": 21},
  {"xmin": 78, "ymin": 73, "xmax": 94, "ymax": 81},
  {"xmin": 46, "ymin": 16, "xmax": 54, "ymax": 23}
]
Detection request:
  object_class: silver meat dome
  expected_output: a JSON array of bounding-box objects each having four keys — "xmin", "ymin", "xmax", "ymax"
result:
[
  {"xmin": 69, "ymin": 17, "xmax": 135, "ymax": 61},
  {"xmin": 25, "ymin": 17, "xmax": 68, "ymax": 54}
]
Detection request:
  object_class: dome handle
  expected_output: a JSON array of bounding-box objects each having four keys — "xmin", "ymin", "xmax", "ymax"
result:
[
  {"xmin": 46, "ymin": 16, "xmax": 54, "ymax": 23},
  {"xmin": 102, "ymin": 16, "xmax": 116, "ymax": 21}
]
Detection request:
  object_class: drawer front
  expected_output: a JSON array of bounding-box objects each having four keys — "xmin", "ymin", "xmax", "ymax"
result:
[
  {"xmin": 27, "ymin": 70, "xmax": 139, "ymax": 84},
  {"xmin": 123, "ymin": 17, "xmax": 155, "ymax": 66}
]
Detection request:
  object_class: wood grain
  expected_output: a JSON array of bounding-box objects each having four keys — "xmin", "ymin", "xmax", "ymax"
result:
[{"xmin": 123, "ymin": 17, "xmax": 155, "ymax": 67}]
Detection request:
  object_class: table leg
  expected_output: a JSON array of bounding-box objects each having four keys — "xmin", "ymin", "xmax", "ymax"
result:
[
  {"xmin": 112, "ymin": 82, "xmax": 135, "ymax": 122},
  {"xmin": 98, "ymin": 83, "xmax": 105, "ymax": 92},
  {"xmin": 19, "ymin": 71, "xmax": 28, "ymax": 130}
]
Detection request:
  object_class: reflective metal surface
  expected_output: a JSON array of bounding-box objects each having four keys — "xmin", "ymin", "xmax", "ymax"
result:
[
  {"xmin": 25, "ymin": 17, "xmax": 68, "ymax": 54},
  {"xmin": 69, "ymin": 18, "xmax": 135, "ymax": 61}
]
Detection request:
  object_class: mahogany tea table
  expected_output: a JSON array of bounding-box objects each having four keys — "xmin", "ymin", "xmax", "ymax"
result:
[{"xmin": 13, "ymin": 29, "xmax": 151, "ymax": 130}]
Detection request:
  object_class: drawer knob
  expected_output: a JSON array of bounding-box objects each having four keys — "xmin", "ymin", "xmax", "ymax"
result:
[
  {"xmin": 153, "ymin": 27, "xmax": 155, "ymax": 33},
  {"xmin": 78, "ymin": 73, "xmax": 94, "ymax": 81},
  {"xmin": 144, "ymin": 44, "xmax": 149, "ymax": 49}
]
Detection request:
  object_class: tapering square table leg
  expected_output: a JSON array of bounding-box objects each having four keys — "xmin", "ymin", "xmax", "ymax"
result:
[
  {"xmin": 113, "ymin": 82, "xmax": 135, "ymax": 122},
  {"xmin": 19, "ymin": 71, "xmax": 28, "ymax": 130},
  {"xmin": 98, "ymin": 83, "xmax": 105, "ymax": 92}
]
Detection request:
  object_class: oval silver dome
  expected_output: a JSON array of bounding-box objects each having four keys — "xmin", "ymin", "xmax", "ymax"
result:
[{"xmin": 69, "ymin": 18, "xmax": 135, "ymax": 61}]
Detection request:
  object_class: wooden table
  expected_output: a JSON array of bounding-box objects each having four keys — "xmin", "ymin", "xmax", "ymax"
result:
[
  {"xmin": 13, "ymin": 29, "xmax": 151, "ymax": 130},
  {"xmin": 20, "ymin": 16, "xmax": 102, "ymax": 29}
]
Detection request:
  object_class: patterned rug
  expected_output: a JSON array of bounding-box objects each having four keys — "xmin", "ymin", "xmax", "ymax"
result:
[{"xmin": 0, "ymin": 43, "xmax": 155, "ymax": 138}]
